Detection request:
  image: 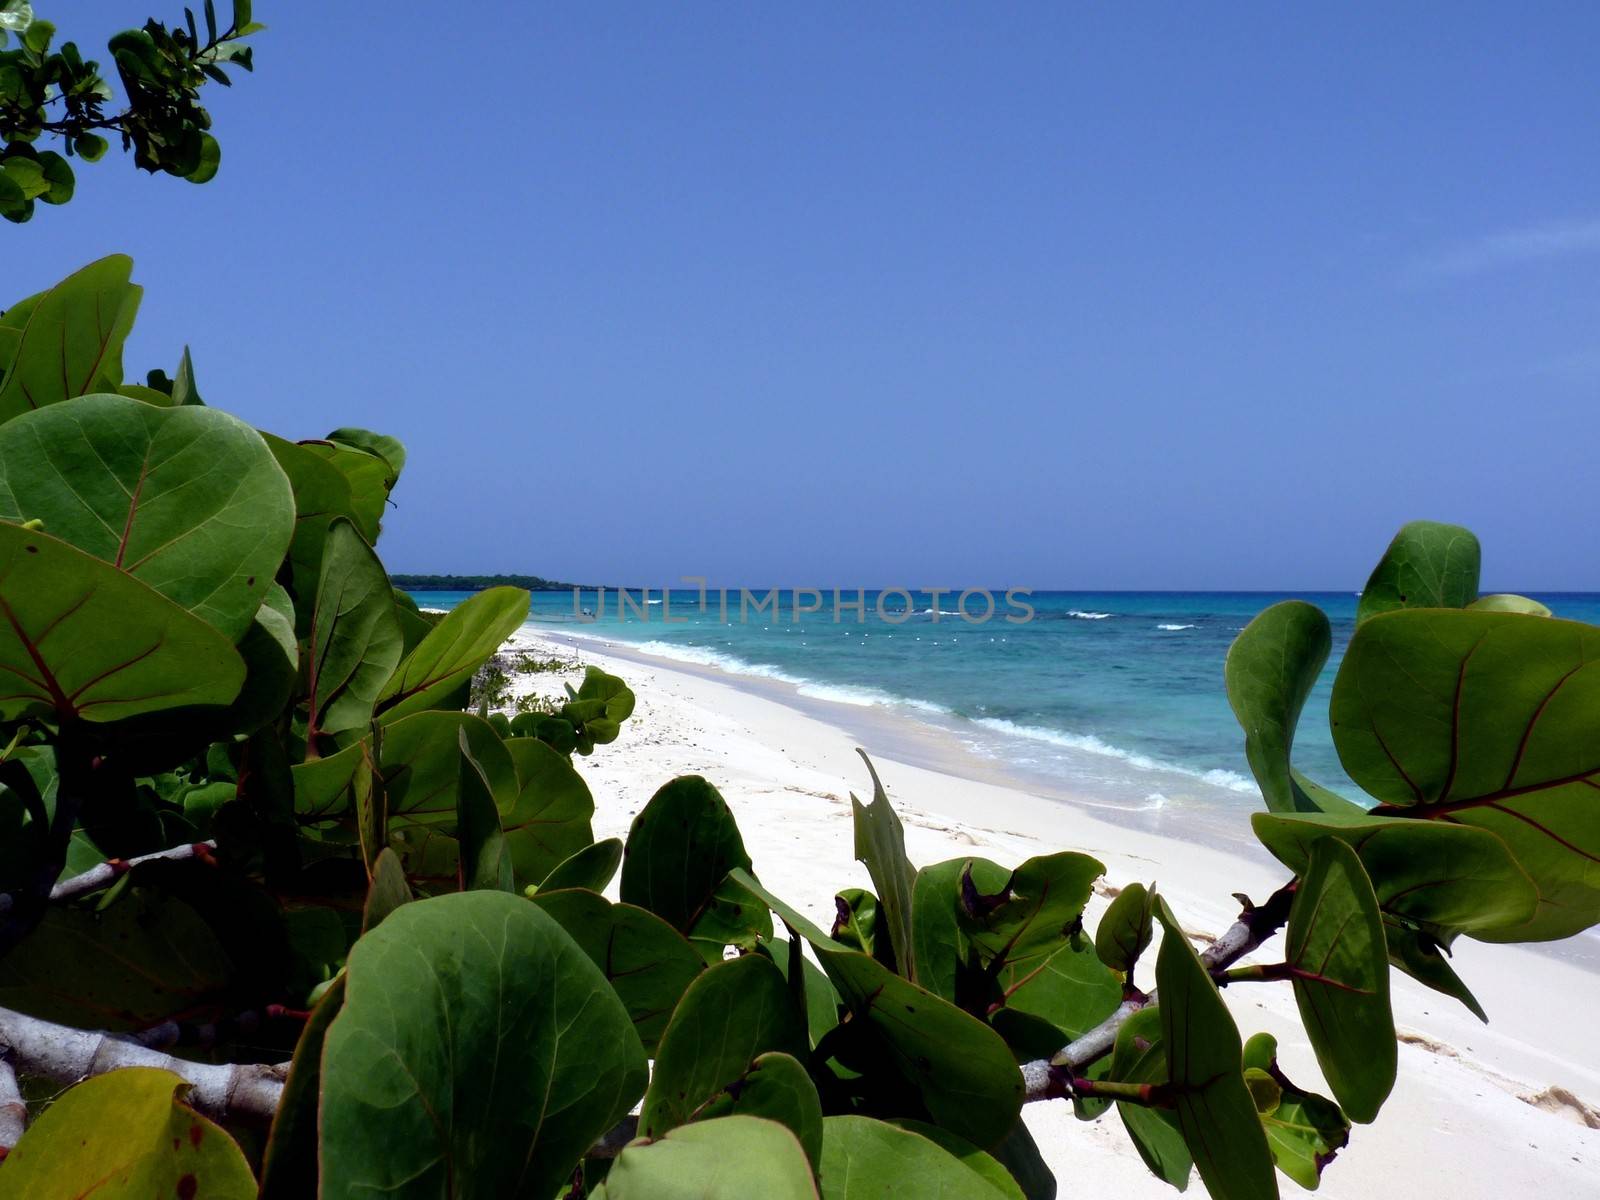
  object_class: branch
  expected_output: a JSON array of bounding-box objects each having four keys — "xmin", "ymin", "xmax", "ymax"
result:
[
  {"xmin": 0, "ymin": 1005, "xmax": 286, "ymax": 1126},
  {"xmin": 0, "ymin": 1053, "xmax": 24, "ymax": 1156},
  {"xmin": 47, "ymin": 840, "xmax": 217, "ymax": 905},
  {"xmin": 1021, "ymin": 879, "xmax": 1297, "ymax": 1102}
]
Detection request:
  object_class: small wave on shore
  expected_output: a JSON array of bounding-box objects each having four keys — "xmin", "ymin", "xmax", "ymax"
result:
[
  {"xmin": 1156, "ymin": 623, "xmax": 1197, "ymax": 631},
  {"xmin": 1066, "ymin": 610, "xmax": 1113, "ymax": 620},
  {"xmin": 971, "ymin": 717, "xmax": 1258, "ymax": 794}
]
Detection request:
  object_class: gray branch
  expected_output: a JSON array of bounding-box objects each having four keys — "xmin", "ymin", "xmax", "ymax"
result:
[
  {"xmin": 0, "ymin": 1005, "xmax": 286, "ymax": 1127},
  {"xmin": 1021, "ymin": 879, "xmax": 1297, "ymax": 1102},
  {"xmin": 0, "ymin": 1054, "xmax": 25, "ymax": 1153},
  {"xmin": 48, "ymin": 841, "xmax": 216, "ymax": 905}
]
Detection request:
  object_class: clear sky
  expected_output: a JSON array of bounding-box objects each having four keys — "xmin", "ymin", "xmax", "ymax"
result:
[{"xmin": 9, "ymin": 4, "xmax": 1598, "ymax": 589}]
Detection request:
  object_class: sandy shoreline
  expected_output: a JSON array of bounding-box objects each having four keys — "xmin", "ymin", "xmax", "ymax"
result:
[{"xmin": 500, "ymin": 626, "xmax": 1600, "ymax": 1197}]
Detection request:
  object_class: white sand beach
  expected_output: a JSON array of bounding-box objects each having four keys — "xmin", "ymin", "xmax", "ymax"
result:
[{"xmin": 501, "ymin": 627, "xmax": 1600, "ymax": 1198}]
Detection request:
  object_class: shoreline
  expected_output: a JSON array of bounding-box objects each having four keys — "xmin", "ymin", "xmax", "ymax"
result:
[{"xmin": 496, "ymin": 626, "xmax": 1600, "ymax": 1197}]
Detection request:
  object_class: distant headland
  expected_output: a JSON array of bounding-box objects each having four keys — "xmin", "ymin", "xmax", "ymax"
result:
[{"xmin": 391, "ymin": 573, "xmax": 592, "ymax": 592}]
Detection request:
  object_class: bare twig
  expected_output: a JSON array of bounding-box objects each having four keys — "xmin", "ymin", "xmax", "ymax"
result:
[
  {"xmin": 0, "ymin": 1006, "xmax": 286, "ymax": 1126},
  {"xmin": 1021, "ymin": 879, "xmax": 1297, "ymax": 1102},
  {"xmin": 48, "ymin": 841, "xmax": 217, "ymax": 905},
  {"xmin": 0, "ymin": 1053, "xmax": 25, "ymax": 1155}
]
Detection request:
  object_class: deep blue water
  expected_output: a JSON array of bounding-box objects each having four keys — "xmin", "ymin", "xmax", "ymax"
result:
[{"xmin": 410, "ymin": 587, "xmax": 1600, "ymax": 819}]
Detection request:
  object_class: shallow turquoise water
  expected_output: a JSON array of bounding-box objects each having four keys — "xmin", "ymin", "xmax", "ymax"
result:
[{"xmin": 412, "ymin": 587, "xmax": 1600, "ymax": 819}]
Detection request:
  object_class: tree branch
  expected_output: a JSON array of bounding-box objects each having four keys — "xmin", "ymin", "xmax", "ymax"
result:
[
  {"xmin": 1020, "ymin": 879, "xmax": 1297, "ymax": 1102},
  {"xmin": 0, "ymin": 1005, "xmax": 286, "ymax": 1126},
  {"xmin": 47, "ymin": 840, "xmax": 217, "ymax": 905},
  {"xmin": 0, "ymin": 1053, "xmax": 24, "ymax": 1156}
]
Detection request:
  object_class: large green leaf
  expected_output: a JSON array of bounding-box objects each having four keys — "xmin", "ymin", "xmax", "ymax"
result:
[
  {"xmin": 0, "ymin": 393, "xmax": 294, "ymax": 639},
  {"xmin": 1279, "ymin": 837, "xmax": 1394, "ymax": 1123},
  {"xmin": 620, "ymin": 776, "xmax": 753, "ymax": 934},
  {"xmin": 1241, "ymin": 1033, "xmax": 1349, "ymax": 1191},
  {"xmin": 377, "ymin": 586, "xmax": 529, "ymax": 722},
  {"xmin": 1469, "ymin": 593, "xmax": 1552, "ymax": 617},
  {"xmin": 529, "ymin": 887, "xmax": 703, "ymax": 1052},
  {"xmin": 1108, "ymin": 1007, "xmax": 1191, "ymax": 1190},
  {"xmin": 1356, "ymin": 520, "xmax": 1480, "ymax": 624},
  {"xmin": 259, "ymin": 975, "xmax": 346, "ymax": 1200},
  {"xmin": 1153, "ymin": 897, "xmax": 1278, "ymax": 1200},
  {"xmin": 321, "ymin": 890, "xmax": 647, "ymax": 1199},
  {"xmin": 0, "ymin": 1068, "xmax": 254, "ymax": 1199},
  {"xmin": 0, "ymin": 524, "xmax": 243, "ymax": 722},
  {"xmin": 1251, "ymin": 811, "xmax": 1537, "ymax": 935},
  {"xmin": 302, "ymin": 439, "xmax": 396, "ymax": 543},
  {"xmin": 0, "ymin": 255, "xmax": 141, "ymax": 425},
  {"xmin": 961, "ymin": 853, "xmax": 1121, "ymax": 1042},
  {"xmin": 910, "ymin": 858, "xmax": 967, "ymax": 1003},
  {"xmin": 851, "ymin": 752, "xmax": 917, "ymax": 979},
  {"xmin": 1226, "ymin": 601, "xmax": 1359, "ymax": 814},
  {"xmin": 501, "ymin": 735, "xmax": 595, "ymax": 886},
  {"xmin": 640, "ymin": 953, "xmax": 808, "ymax": 1138},
  {"xmin": 1095, "ymin": 881, "xmax": 1154, "ymax": 976},
  {"xmin": 1382, "ymin": 918, "xmax": 1486, "ymax": 1021},
  {"xmin": 262, "ymin": 432, "xmax": 356, "ymax": 631},
  {"xmin": 327, "ymin": 426, "xmax": 407, "ymax": 477},
  {"xmin": 535, "ymin": 836, "xmax": 623, "ymax": 893},
  {"xmin": 885, "ymin": 1120, "xmax": 1025, "ymax": 1199},
  {"xmin": 696, "ymin": 1052, "xmax": 824, "ymax": 1169},
  {"xmin": 817, "ymin": 1116, "xmax": 1014, "ymax": 1199},
  {"xmin": 686, "ymin": 871, "xmax": 774, "ymax": 961},
  {"xmin": 735, "ymin": 868, "xmax": 1025, "ymax": 1149},
  {"xmin": 592, "ymin": 1116, "xmax": 819, "ymax": 1200},
  {"xmin": 305, "ymin": 519, "xmax": 403, "ymax": 738},
  {"xmin": 457, "ymin": 727, "xmax": 513, "ymax": 891},
  {"xmin": 1331, "ymin": 608, "xmax": 1600, "ymax": 941}
]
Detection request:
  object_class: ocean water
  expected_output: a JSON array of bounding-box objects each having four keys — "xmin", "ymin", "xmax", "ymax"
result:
[{"xmin": 410, "ymin": 587, "xmax": 1600, "ymax": 823}]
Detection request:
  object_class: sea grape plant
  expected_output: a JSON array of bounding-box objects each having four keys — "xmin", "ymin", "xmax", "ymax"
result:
[
  {"xmin": 0, "ymin": 261, "xmax": 1593, "ymax": 1199},
  {"xmin": 0, "ymin": 1, "xmax": 261, "ymax": 221}
]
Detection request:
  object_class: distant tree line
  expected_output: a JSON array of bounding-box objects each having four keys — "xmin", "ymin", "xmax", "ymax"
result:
[{"xmin": 391, "ymin": 573, "xmax": 589, "ymax": 592}]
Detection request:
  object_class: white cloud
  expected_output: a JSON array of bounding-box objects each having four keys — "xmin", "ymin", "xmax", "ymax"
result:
[{"xmin": 1407, "ymin": 217, "xmax": 1600, "ymax": 281}]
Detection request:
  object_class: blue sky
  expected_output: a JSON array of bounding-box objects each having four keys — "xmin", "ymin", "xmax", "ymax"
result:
[{"xmin": 9, "ymin": 4, "xmax": 1599, "ymax": 588}]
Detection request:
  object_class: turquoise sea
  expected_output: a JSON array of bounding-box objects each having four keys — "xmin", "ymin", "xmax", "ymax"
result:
[{"xmin": 410, "ymin": 588, "xmax": 1600, "ymax": 824}]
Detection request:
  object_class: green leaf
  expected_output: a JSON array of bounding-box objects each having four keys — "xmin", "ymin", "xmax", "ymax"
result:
[
  {"xmin": 850, "ymin": 750, "xmax": 917, "ymax": 979},
  {"xmin": 262, "ymin": 432, "xmax": 356, "ymax": 631},
  {"xmin": 592, "ymin": 1116, "xmax": 819, "ymax": 1200},
  {"xmin": 1468, "ymin": 593, "xmax": 1552, "ymax": 616},
  {"xmin": 1242, "ymin": 1033, "xmax": 1350, "ymax": 1191},
  {"xmin": 697, "ymin": 1052, "xmax": 824, "ymax": 1169},
  {"xmin": 686, "ymin": 871, "xmax": 773, "ymax": 961},
  {"xmin": 909, "ymin": 858, "xmax": 967, "ymax": 1003},
  {"xmin": 0, "ymin": 1067, "xmax": 255, "ymax": 1199},
  {"xmin": 326, "ymin": 426, "xmax": 406, "ymax": 477},
  {"xmin": 817, "ymin": 1115, "xmax": 1015, "ymax": 1199},
  {"xmin": 301, "ymin": 439, "xmax": 396, "ymax": 543},
  {"xmin": 529, "ymin": 887, "xmax": 703, "ymax": 1052},
  {"xmin": 961, "ymin": 852, "xmax": 1121, "ymax": 1042},
  {"xmin": 884, "ymin": 1120, "xmax": 1026, "ymax": 1199},
  {"xmin": 620, "ymin": 776, "xmax": 753, "ymax": 934},
  {"xmin": 259, "ymin": 975, "xmax": 346, "ymax": 1200},
  {"xmin": 640, "ymin": 953, "xmax": 808, "ymax": 1139},
  {"xmin": 1331, "ymin": 608, "xmax": 1600, "ymax": 941},
  {"xmin": 1095, "ymin": 881, "xmax": 1154, "ymax": 975},
  {"xmin": 1108, "ymin": 1007, "xmax": 1192, "ymax": 1190},
  {"xmin": 377, "ymin": 586, "xmax": 529, "ymax": 722},
  {"xmin": 457, "ymin": 726, "xmax": 513, "ymax": 891},
  {"xmin": 172, "ymin": 346, "xmax": 204, "ymax": 406},
  {"xmin": 305, "ymin": 519, "xmax": 403, "ymax": 738},
  {"xmin": 0, "ymin": 393, "xmax": 294, "ymax": 639},
  {"xmin": 1382, "ymin": 918, "xmax": 1486, "ymax": 1021},
  {"xmin": 1250, "ymin": 811, "xmax": 1537, "ymax": 935},
  {"xmin": 362, "ymin": 845, "xmax": 411, "ymax": 932},
  {"xmin": 735, "ymin": 868, "xmax": 1025, "ymax": 1149},
  {"xmin": 501, "ymin": 735, "xmax": 596, "ymax": 886},
  {"xmin": 1356, "ymin": 520, "xmax": 1480, "ymax": 624},
  {"xmin": 562, "ymin": 665, "xmax": 636, "ymax": 753},
  {"xmin": 1281, "ymin": 838, "xmax": 1395, "ymax": 1123},
  {"xmin": 0, "ymin": 256, "xmax": 142, "ymax": 423},
  {"xmin": 321, "ymin": 891, "xmax": 647, "ymax": 1199},
  {"xmin": 73, "ymin": 132, "xmax": 109, "ymax": 162},
  {"xmin": 1153, "ymin": 896, "xmax": 1278, "ymax": 1200},
  {"xmin": 34, "ymin": 151, "xmax": 71, "ymax": 204},
  {"xmin": 1226, "ymin": 600, "xmax": 1360, "ymax": 813},
  {"xmin": 536, "ymin": 836, "xmax": 622, "ymax": 894},
  {"xmin": 184, "ymin": 132, "xmax": 221, "ymax": 184},
  {"xmin": 0, "ymin": 524, "xmax": 244, "ymax": 723}
]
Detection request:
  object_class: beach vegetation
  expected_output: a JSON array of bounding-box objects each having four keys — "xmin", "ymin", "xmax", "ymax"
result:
[{"xmin": 0, "ymin": 259, "xmax": 1594, "ymax": 1200}]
